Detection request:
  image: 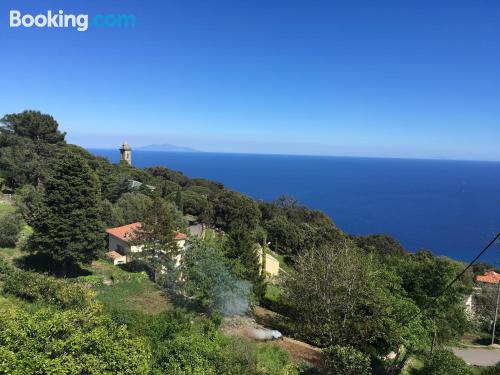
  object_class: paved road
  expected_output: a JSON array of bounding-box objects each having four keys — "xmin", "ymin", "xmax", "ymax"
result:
[{"xmin": 452, "ymin": 347, "xmax": 500, "ymax": 366}]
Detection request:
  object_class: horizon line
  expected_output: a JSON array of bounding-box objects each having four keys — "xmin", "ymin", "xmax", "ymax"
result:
[{"xmin": 85, "ymin": 146, "xmax": 500, "ymax": 164}]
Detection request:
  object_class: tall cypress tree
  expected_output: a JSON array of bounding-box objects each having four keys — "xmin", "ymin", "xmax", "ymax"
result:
[
  {"xmin": 28, "ymin": 151, "xmax": 105, "ymax": 272},
  {"xmin": 175, "ymin": 188, "xmax": 184, "ymax": 214}
]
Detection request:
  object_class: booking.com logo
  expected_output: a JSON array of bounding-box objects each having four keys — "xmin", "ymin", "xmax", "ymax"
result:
[{"xmin": 9, "ymin": 10, "xmax": 136, "ymax": 31}]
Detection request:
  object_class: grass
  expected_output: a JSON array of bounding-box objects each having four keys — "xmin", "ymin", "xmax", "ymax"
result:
[
  {"xmin": 0, "ymin": 201, "xmax": 23, "ymax": 263},
  {"xmin": 0, "ymin": 247, "xmax": 23, "ymax": 263},
  {"xmin": 0, "ymin": 202, "xmax": 14, "ymax": 218},
  {"xmin": 84, "ymin": 260, "xmax": 171, "ymax": 315},
  {"xmin": 265, "ymin": 283, "xmax": 283, "ymax": 303}
]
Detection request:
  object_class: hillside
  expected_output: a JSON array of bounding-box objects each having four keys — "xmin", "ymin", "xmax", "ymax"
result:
[{"xmin": 0, "ymin": 110, "xmax": 496, "ymax": 375}]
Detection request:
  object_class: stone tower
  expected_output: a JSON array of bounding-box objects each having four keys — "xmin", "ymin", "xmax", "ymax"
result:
[{"xmin": 120, "ymin": 141, "xmax": 132, "ymax": 165}]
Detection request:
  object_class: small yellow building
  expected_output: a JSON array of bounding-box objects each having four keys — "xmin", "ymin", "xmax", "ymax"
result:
[{"xmin": 257, "ymin": 245, "xmax": 280, "ymax": 277}]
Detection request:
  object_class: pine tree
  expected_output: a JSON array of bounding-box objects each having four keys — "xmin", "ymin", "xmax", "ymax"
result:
[{"xmin": 28, "ymin": 151, "xmax": 105, "ymax": 272}]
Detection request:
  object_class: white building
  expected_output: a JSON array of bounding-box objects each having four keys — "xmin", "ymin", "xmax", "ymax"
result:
[{"xmin": 105, "ymin": 222, "xmax": 187, "ymax": 264}]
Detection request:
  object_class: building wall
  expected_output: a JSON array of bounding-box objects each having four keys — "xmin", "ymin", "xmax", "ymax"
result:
[
  {"xmin": 257, "ymin": 245, "xmax": 280, "ymax": 277},
  {"xmin": 177, "ymin": 239, "xmax": 186, "ymax": 251},
  {"xmin": 108, "ymin": 235, "xmax": 186, "ymax": 265},
  {"xmin": 108, "ymin": 236, "xmax": 130, "ymax": 254},
  {"xmin": 111, "ymin": 255, "xmax": 127, "ymax": 265},
  {"xmin": 130, "ymin": 244, "xmax": 144, "ymax": 253},
  {"xmin": 265, "ymin": 254, "xmax": 280, "ymax": 276}
]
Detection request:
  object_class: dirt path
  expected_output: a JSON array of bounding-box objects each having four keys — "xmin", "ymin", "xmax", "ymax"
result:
[
  {"xmin": 222, "ymin": 306, "xmax": 324, "ymax": 368},
  {"xmin": 269, "ymin": 337, "xmax": 324, "ymax": 368},
  {"xmin": 0, "ymin": 194, "xmax": 13, "ymax": 205}
]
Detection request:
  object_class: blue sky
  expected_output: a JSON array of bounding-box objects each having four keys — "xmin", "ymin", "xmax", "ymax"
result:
[{"xmin": 1, "ymin": 0, "xmax": 499, "ymax": 160}]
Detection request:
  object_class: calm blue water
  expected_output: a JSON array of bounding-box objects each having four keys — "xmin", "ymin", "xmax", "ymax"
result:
[{"xmin": 90, "ymin": 149, "xmax": 500, "ymax": 263}]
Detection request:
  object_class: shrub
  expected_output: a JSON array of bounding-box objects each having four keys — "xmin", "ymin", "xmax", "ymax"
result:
[
  {"xmin": 0, "ymin": 212, "xmax": 22, "ymax": 247},
  {"xmin": 0, "ymin": 305, "xmax": 150, "ymax": 374},
  {"xmin": 482, "ymin": 362, "xmax": 500, "ymax": 375},
  {"xmin": 420, "ymin": 349, "xmax": 472, "ymax": 375},
  {"xmin": 153, "ymin": 332, "xmax": 227, "ymax": 374},
  {"xmin": 0, "ymin": 257, "xmax": 13, "ymax": 279},
  {"xmin": 3, "ymin": 270, "xmax": 94, "ymax": 309},
  {"xmin": 256, "ymin": 345, "xmax": 297, "ymax": 375},
  {"xmin": 323, "ymin": 345, "xmax": 371, "ymax": 375}
]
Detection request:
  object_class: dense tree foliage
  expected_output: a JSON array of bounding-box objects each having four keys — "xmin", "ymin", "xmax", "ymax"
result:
[
  {"xmin": 113, "ymin": 191, "xmax": 153, "ymax": 225},
  {"xmin": 282, "ymin": 243, "xmax": 428, "ymax": 354},
  {"xmin": 398, "ymin": 251, "xmax": 470, "ymax": 346},
  {"xmin": 0, "ymin": 110, "xmax": 66, "ymax": 144},
  {"xmin": 213, "ymin": 190, "xmax": 261, "ymax": 233},
  {"xmin": 260, "ymin": 197, "xmax": 344, "ymax": 258},
  {"xmin": 168, "ymin": 189, "xmax": 211, "ymax": 218},
  {"xmin": 353, "ymin": 234, "xmax": 406, "ymax": 257},
  {"xmin": 28, "ymin": 151, "xmax": 106, "ymax": 271}
]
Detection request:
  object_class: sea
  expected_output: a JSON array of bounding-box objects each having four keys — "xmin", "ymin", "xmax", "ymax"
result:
[{"xmin": 89, "ymin": 149, "xmax": 500, "ymax": 264}]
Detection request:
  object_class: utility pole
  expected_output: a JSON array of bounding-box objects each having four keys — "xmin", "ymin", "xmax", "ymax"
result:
[{"xmin": 491, "ymin": 280, "xmax": 500, "ymax": 345}]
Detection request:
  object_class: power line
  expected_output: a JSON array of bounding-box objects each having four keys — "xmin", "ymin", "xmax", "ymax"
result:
[
  {"xmin": 388, "ymin": 232, "xmax": 500, "ymax": 373},
  {"xmin": 399, "ymin": 232, "xmax": 500, "ymax": 328}
]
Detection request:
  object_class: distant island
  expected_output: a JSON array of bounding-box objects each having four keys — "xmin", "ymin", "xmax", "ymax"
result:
[{"xmin": 139, "ymin": 143, "xmax": 199, "ymax": 152}]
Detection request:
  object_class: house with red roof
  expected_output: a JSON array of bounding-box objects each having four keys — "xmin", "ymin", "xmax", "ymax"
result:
[
  {"xmin": 105, "ymin": 222, "xmax": 187, "ymax": 264},
  {"xmin": 476, "ymin": 271, "xmax": 500, "ymax": 285}
]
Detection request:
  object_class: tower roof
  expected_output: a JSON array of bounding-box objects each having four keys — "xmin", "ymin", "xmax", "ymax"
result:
[{"xmin": 120, "ymin": 141, "xmax": 131, "ymax": 150}]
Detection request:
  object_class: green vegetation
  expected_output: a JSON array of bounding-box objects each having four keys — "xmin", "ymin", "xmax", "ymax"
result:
[
  {"xmin": 27, "ymin": 150, "xmax": 106, "ymax": 273},
  {"xmin": 0, "ymin": 202, "xmax": 14, "ymax": 217},
  {"xmin": 481, "ymin": 363, "xmax": 500, "ymax": 375},
  {"xmin": 418, "ymin": 349, "xmax": 472, "ymax": 375},
  {"xmin": 81, "ymin": 261, "xmax": 171, "ymax": 315},
  {"xmin": 0, "ymin": 211, "xmax": 22, "ymax": 247},
  {"xmin": 323, "ymin": 345, "xmax": 371, "ymax": 375},
  {"xmin": 111, "ymin": 191, "xmax": 153, "ymax": 225},
  {"xmin": 180, "ymin": 235, "xmax": 252, "ymax": 315},
  {"xmin": 1, "ymin": 110, "xmax": 495, "ymax": 374},
  {"xmin": 282, "ymin": 244, "xmax": 429, "ymax": 355},
  {"xmin": 132, "ymin": 196, "xmax": 180, "ymax": 283},
  {"xmin": 0, "ymin": 261, "xmax": 150, "ymax": 374}
]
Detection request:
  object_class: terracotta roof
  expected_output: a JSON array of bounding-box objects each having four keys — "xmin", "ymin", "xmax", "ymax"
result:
[
  {"xmin": 106, "ymin": 250, "xmax": 125, "ymax": 260},
  {"xmin": 106, "ymin": 222, "xmax": 187, "ymax": 242},
  {"xmin": 175, "ymin": 232, "xmax": 187, "ymax": 240},
  {"xmin": 476, "ymin": 271, "xmax": 500, "ymax": 284},
  {"xmin": 106, "ymin": 222, "xmax": 142, "ymax": 243}
]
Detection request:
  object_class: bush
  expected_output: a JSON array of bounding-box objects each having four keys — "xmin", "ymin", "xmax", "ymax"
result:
[
  {"xmin": 3, "ymin": 270, "xmax": 94, "ymax": 309},
  {"xmin": 420, "ymin": 349, "xmax": 472, "ymax": 375},
  {"xmin": 323, "ymin": 345, "xmax": 371, "ymax": 375},
  {"xmin": 0, "ymin": 212, "xmax": 22, "ymax": 247},
  {"xmin": 482, "ymin": 362, "xmax": 500, "ymax": 375},
  {"xmin": 0, "ymin": 257, "xmax": 13, "ymax": 279},
  {"xmin": 0, "ymin": 305, "xmax": 150, "ymax": 374},
  {"xmin": 256, "ymin": 345, "xmax": 297, "ymax": 375}
]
